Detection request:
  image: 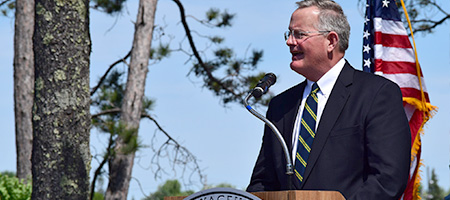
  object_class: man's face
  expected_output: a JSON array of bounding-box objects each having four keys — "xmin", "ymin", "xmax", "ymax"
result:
[{"xmin": 287, "ymin": 6, "xmax": 330, "ymax": 81}]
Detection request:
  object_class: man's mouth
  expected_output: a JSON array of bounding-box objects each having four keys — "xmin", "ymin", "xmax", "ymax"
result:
[{"xmin": 291, "ymin": 51, "xmax": 304, "ymax": 60}]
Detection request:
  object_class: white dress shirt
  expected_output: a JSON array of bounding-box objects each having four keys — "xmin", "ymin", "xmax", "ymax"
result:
[{"xmin": 291, "ymin": 58, "xmax": 346, "ymax": 163}]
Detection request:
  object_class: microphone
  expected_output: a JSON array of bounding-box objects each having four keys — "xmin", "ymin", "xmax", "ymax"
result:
[
  {"xmin": 251, "ymin": 73, "xmax": 277, "ymax": 98},
  {"xmin": 244, "ymin": 73, "xmax": 294, "ymax": 177}
]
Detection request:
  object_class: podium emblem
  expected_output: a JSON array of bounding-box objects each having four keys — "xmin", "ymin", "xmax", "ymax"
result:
[{"xmin": 184, "ymin": 188, "xmax": 261, "ymax": 200}]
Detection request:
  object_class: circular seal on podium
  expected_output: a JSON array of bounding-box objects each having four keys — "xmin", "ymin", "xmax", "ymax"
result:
[{"xmin": 184, "ymin": 188, "xmax": 261, "ymax": 200}]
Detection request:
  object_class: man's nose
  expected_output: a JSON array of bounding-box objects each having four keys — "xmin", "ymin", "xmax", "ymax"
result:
[{"xmin": 286, "ymin": 35, "xmax": 297, "ymax": 46}]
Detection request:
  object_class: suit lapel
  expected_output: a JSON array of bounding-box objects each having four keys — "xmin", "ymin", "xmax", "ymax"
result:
[
  {"xmin": 300, "ymin": 62, "xmax": 354, "ymax": 187},
  {"xmin": 277, "ymin": 81, "xmax": 306, "ymax": 189},
  {"xmin": 283, "ymin": 81, "xmax": 307, "ymax": 154}
]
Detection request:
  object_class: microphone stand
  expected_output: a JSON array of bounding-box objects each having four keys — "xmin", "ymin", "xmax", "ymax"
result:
[{"xmin": 244, "ymin": 92, "xmax": 294, "ymax": 189}]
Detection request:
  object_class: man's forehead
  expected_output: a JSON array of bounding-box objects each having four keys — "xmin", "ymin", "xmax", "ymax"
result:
[
  {"xmin": 289, "ymin": 7, "xmax": 320, "ymax": 27},
  {"xmin": 296, "ymin": 6, "xmax": 320, "ymax": 14}
]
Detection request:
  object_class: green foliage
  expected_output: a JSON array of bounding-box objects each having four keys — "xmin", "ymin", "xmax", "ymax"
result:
[
  {"xmin": 202, "ymin": 182, "xmax": 235, "ymax": 190},
  {"xmin": 91, "ymin": 69, "xmax": 153, "ymax": 157},
  {"xmin": 91, "ymin": 0, "xmax": 127, "ymax": 14},
  {"xmin": 420, "ymin": 168, "xmax": 449, "ymax": 200},
  {"xmin": 205, "ymin": 8, "xmax": 235, "ymax": 28},
  {"xmin": 92, "ymin": 70, "xmax": 125, "ymax": 131},
  {"xmin": 92, "ymin": 69, "xmax": 155, "ymax": 128},
  {"xmin": 143, "ymin": 180, "xmax": 194, "ymax": 200},
  {"xmin": 190, "ymin": 47, "xmax": 270, "ymax": 105},
  {"xmin": 209, "ymin": 36, "xmax": 224, "ymax": 44},
  {"xmin": 250, "ymin": 50, "xmax": 263, "ymax": 67},
  {"xmin": 96, "ymin": 120, "xmax": 141, "ymax": 155},
  {"xmin": 186, "ymin": 7, "xmax": 270, "ymax": 106},
  {"xmin": 143, "ymin": 180, "xmax": 236, "ymax": 200},
  {"xmin": 116, "ymin": 122, "xmax": 140, "ymax": 154},
  {"xmin": 0, "ymin": 0, "xmax": 15, "ymax": 17},
  {"xmin": 206, "ymin": 8, "xmax": 219, "ymax": 22},
  {"xmin": 0, "ymin": 172, "xmax": 32, "ymax": 200},
  {"xmin": 427, "ymin": 169, "xmax": 445, "ymax": 200},
  {"xmin": 93, "ymin": 192, "xmax": 105, "ymax": 200},
  {"xmin": 150, "ymin": 43, "xmax": 171, "ymax": 61},
  {"xmin": 144, "ymin": 181, "xmax": 235, "ymax": 200},
  {"xmin": 0, "ymin": 171, "xmax": 15, "ymax": 178}
]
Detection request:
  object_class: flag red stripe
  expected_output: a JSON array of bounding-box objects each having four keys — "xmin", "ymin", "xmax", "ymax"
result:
[
  {"xmin": 403, "ymin": 150, "xmax": 421, "ymax": 200},
  {"xmin": 374, "ymin": 32, "xmax": 412, "ymax": 48},
  {"xmin": 374, "ymin": 60, "xmax": 422, "ymax": 76},
  {"xmin": 401, "ymin": 88, "xmax": 430, "ymax": 102},
  {"xmin": 407, "ymin": 109, "xmax": 423, "ymax": 145}
]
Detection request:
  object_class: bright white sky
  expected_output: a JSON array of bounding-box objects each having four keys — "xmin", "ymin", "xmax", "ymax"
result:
[{"xmin": 0, "ymin": 1, "xmax": 449, "ymax": 199}]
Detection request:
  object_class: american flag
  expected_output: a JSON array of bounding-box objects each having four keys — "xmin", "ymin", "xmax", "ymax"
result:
[{"xmin": 363, "ymin": 0, "xmax": 435, "ymax": 199}]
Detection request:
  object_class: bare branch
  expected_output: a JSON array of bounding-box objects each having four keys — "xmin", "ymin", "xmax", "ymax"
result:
[
  {"xmin": 91, "ymin": 108, "xmax": 121, "ymax": 119},
  {"xmin": 90, "ymin": 133, "xmax": 115, "ymax": 200},
  {"xmin": 412, "ymin": 15, "xmax": 450, "ymax": 34},
  {"xmin": 131, "ymin": 177, "xmax": 150, "ymax": 199},
  {"xmin": 172, "ymin": 0, "xmax": 238, "ymax": 97},
  {"xmin": 142, "ymin": 112, "xmax": 206, "ymax": 188},
  {"xmin": 93, "ymin": 108, "xmax": 206, "ymax": 187},
  {"xmin": 411, "ymin": 19, "xmax": 440, "ymax": 23},
  {"xmin": 142, "ymin": 113, "xmax": 177, "ymax": 142},
  {"xmin": 90, "ymin": 50, "xmax": 131, "ymax": 96},
  {"xmin": 0, "ymin": 0, "xmax": 12, "ymax": 7},
  {"xmin": 185, "ymin": 14, "xmax": 216, "ymax": 28},
  {"xmin": 427, "ymin": 1, "xmax": 449, "ymax": 15}
]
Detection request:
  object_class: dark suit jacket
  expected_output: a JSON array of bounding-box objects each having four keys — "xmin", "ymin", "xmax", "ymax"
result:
[{"xmin": 247, "ymin": 62, "xmax": 411, "ymax": 199}]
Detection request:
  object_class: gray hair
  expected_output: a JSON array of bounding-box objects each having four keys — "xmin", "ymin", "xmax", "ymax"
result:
[{"xmin": 296, "ymin": 0, "xmax": 350, "ymax": 52}]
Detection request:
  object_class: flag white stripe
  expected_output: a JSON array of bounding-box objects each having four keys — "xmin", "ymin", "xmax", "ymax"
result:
[
  {"xmin": 374, "ymin": 45, "xmax": 415, "ymax": 62},
  {"xmin": 404, "ymin": 103, "xmax": 415, "ymax": 121},
  {"xmin": 381, "ymin": 73, "xmax": 428, "ymax": 92},
  {"xmin": 374, "ymin": 18, "xmax": 408, "ymax": 36}
]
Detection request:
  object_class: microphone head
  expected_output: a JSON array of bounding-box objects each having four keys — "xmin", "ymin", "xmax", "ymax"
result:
[
  {"xmin": 264, "ymin": 73, "xmax": 277, "ymax": 86},
  {"xmin": 251, "ymin": 88, "xmax": 265, "ymax": 99},
  {"xmin": 251, "ymin": 73, "xmax": 277, "ymax": 98}
]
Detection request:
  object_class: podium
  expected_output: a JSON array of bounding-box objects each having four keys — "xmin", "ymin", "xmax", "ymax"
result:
[
  {"xmin": 164, "ymin": 189, "xmax": 345, "ymax": 200},
  {"xmin": 252, "ymin": 190, "xmax": 345, "ymax": 200}
]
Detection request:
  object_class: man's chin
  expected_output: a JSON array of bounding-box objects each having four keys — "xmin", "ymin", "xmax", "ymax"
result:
[
  {"xmin": 290, "ymin": 62, "xmax": 303, "ymax": 72},
  {"xmin": 290, "ymin": 62, "xmax": 309, "ymax": 77}
]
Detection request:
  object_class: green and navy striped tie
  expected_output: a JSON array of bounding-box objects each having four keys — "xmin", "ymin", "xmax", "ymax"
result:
[{"xmin": 294, "ymin": 82, "xmax": 320, "ymax": 184}]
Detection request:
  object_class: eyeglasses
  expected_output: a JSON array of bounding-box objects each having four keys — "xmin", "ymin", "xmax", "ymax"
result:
[{"xmin": 284, "ymin": 30, "xmax": 330, "ymax": 41}]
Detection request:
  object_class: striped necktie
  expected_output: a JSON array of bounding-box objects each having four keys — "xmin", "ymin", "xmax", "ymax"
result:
[{"xmin": 294, "ymin": 82, "xmax": 320, "ymax": 184}]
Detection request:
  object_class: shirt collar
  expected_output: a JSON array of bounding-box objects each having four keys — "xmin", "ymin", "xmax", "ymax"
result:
[{"xmin": 306, "ymin": 58, "xmax": 345, "ymax": 98}]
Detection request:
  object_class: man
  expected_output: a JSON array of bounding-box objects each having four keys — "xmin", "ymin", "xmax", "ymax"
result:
[{"xmin": 246, "ymin": 0, "xmax": 411, "ymax": 199}]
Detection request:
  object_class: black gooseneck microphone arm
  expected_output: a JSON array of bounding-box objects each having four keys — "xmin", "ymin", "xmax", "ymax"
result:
[{"xmin": 244, "ymin": 73, "xmax": 294, "ymax": 182}]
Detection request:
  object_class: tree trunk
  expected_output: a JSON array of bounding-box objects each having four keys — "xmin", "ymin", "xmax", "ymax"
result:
[
  {"xmin": 105, "ymin": 0, "xmax": 157, "ymax": 199},
  {"xmin": 14, "ymin": 0, "xmax": 35, "ymax": 183},
  {"xmin": 31, "ymin": 0, "xmax": 91, "ymax": 199}
]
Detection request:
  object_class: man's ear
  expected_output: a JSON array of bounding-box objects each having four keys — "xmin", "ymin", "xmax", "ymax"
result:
[{"xmin": 326, "ymin": 31, "xmax": 339, "ymax": 52}]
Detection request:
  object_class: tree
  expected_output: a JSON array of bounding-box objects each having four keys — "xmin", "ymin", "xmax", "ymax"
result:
[
  {"xmin": 0, "ymin": 171, "xmax": 32, "ymax": 200},
  {"xmin": 171, "ymin": 0, "xmax": 268, "ymax": 106},
  {"xmin": 143, "ymin": 180, "xmax": 194, "ymax": 200},
  {"xmin": 94, "ymin": 1, "xmax": 265, "ymax": 197},
  {"xmin": 142, "ymin": 180, "xmax": 235, "ymax": 200},
  {"xmin": 13, "ymin": 0, "xmax": 34, "ymax": 183},
  {"xmin": 31, "ymin": 0, "xmax": 91, "ymax": 198},
  {"xmin": 6, "ymin": 0, "xmax": 276, "ymax": 198},
  {"xmin": 399, "ymin": 0, "xmax": 449, "ymax": 35},
  {"xmin": 105, "ymin": 0, "xmax": 157, "ymax": 199},
  {"xmin": 426, "ymin": 168, "xmax": 445, "ymax": 200},
  {"xmin": 419, "ymin": 168, "xmax": 448, "ymax": 200}
]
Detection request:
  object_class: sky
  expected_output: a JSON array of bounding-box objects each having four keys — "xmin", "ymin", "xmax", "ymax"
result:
[{"xmin": 0, "ymin": 0, "xmax": 449, "ymax": 199}]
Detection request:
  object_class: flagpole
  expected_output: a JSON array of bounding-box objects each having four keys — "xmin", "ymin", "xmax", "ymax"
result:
[
  {"xmin": 398, "ymin": 1, "xmax": 437, "ymax": 200},
  {"xmin": 399, "ymin": 0, "xmax": 428, "ymax": 113}
]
